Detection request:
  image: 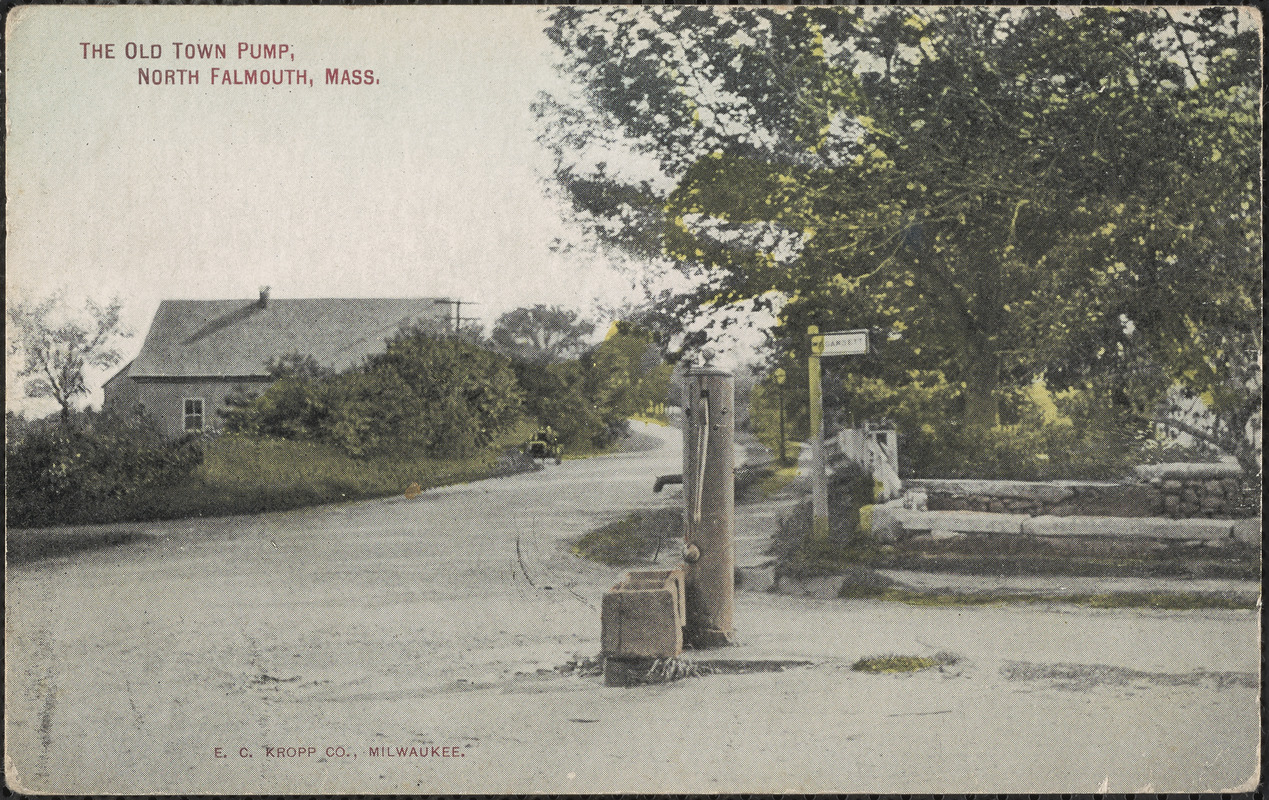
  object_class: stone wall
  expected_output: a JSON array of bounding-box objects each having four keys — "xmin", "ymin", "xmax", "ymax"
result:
[
  {"xmin": 1133, "ymin": 463, "xmax": 1259, "ymax": 519},
  {"xmin": 906, "ymin": 463, "xmax": 1257, "ymax": 520}
]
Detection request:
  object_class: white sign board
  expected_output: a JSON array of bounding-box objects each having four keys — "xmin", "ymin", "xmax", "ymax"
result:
[{"xmin": 815, "ymin": 329, "xmax": 870, "ymax": 357}]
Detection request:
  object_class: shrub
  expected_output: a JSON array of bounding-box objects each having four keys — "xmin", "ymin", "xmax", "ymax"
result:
[
  {"xmin": 221, "ymin": 329, "xmax": 525, "ymax": 458},
  {"xmin": 767, "ymin": 462, "xmax": 876, "ymax": 579},
  {"xmin": 513, "ymin": 359, "xmax": 614, "ymax": 450},
  {"xmin": 365, "ymin": 328, "xmax": 525, "ymax": 455},
  {"xmin": 5, "ymin": 410, "xmax": 204, "ymax": 527},
  {"xmin": 898, "ymin": 399, "xmax": 1154, "ymax": 480},
  {"xmin": 899, "ymin": 420, "xmax": 1142, "ymax": 480},
  {"xmin": 832, "ymin": 372, "xmax": 1167, "ymax": 480},
  {"xmin": 512, "ymin": 350, "xmax": 645, "ymax": 452}
]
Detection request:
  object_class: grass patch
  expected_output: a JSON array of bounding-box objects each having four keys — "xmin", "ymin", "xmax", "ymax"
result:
[
  {"xmin": 572, "ymin": 507, "xmax": 683, "ymax": 567},
  {"xmin": 852, "ymin": 652, "xmax": 959, "ymax": 673},
  {"xmin": 753, "ymin": 465, "xmax": 800, "ymax": 500},
  {"xmin": 838, "ymin": 582, "xmax": 1258, "ymax": 610},
  {"xmin": 1080, "ymin": 591, "xmax": 1257, "ymax": 610}
]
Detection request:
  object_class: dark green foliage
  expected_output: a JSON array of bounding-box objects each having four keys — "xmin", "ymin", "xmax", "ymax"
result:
[
  {"xmin": 223, "ymin": 323, "xmax": 670, "ymax": 458},
  {"xmin": 221, "ymin": 328, "xmax": 524, "ymax": 458},
  {"xmin": 584, "ymin": 326, "xmax": 674, "ymax": 421},
  {"xmin": 4, "ymin": 422, "xmax": 537, "ymax": 533},
  {"xmin": 513, "ymin": 326, "xmax": 672, "ymax": 450},
  {"xmin": 5, "ymin": 410, "xmax": 56, "ymax": 447},
  {"xmin": 839, "ymin": 377, "xmax": 1198, "ymax": 480},
  {"xmin": 362, "ymin": 329, "xmax": 524, "ymax": 456},
  {"xmin": 513, "ymin": 359, "xmax": 621, "ymax": 451},
  {"xmin": 897, "ymin": 418, "xmax": 1161, "ymax": 482},
  {"xmin": 5, "ymin": 409, "xmax": 204, "ymax": 528}
]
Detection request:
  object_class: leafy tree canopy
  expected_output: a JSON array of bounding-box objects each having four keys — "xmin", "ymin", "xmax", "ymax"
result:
[
  {"xmin": 513, "ymin": 323, "xmax": 673, "ymax": 450},
  {"xmin": 223, "ymin": 325, "xmax": 524, "ymax": 458},
  {"xmin": 490, "ymin": 304, "xmax": 596, "ymax": 364},
  {"xmin": 538, "ymin": 6, "xmax": 1261, "ymax": 467}
]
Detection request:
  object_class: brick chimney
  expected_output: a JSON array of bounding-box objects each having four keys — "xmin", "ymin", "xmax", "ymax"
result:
[{"xmin": 258, "ymin": 286, "xmax": 270, "ymax": 309}]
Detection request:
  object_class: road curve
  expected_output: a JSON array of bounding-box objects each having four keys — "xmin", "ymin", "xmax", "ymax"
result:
[{"xmin": 5, "ymin": 422, "xmax": 683, "ymax": 794}]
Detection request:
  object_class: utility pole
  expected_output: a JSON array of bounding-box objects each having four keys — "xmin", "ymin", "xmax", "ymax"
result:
[
  {"xmin": 807, "ymin": 326, "xmax": 829, "ymax": 539},
  {"xmin": 433, "ymin": 298, "xmax": 480, "ymax": 335},
  {"xmin": 453, "ymin": 299, "xmax": 480, "ymax": 331},
  {"xmin": 774, "ymin": 367, "xmax": 787, "ymax": 467}
]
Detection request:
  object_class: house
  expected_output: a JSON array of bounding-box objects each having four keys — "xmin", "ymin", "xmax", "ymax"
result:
[{"xmin": 103, "ymin": 290, "xmax": 451, "ymax": 437}]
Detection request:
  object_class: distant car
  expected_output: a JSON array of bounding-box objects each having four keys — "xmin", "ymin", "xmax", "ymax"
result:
[{"xmin": 525, "ymin": 429, "xmax": 563, "ymax": 464}]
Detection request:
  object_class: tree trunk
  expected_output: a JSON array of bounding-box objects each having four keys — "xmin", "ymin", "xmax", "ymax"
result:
[{"xmin": 962, "ymin": 357, "xmax": 1000, "ymax": 427}]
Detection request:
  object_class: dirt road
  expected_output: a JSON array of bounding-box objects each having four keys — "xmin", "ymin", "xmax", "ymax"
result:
[{"xmin": 5, "ymin": 423, "xmax": 1260, "ymax": 794}]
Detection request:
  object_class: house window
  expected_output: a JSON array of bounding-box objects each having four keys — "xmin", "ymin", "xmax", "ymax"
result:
[{"xmin": 183, "ymin": 398, "xmax": 205, "ymax": 432}]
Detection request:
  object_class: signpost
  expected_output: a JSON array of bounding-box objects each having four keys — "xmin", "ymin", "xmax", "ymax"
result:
[
  {"xmin": 774, "ymin": 367, "xmax": 787, "ymax": 466},
  {"xmin": 817, "ymin": 329, "xmax": 870, "ymax": 357},
  {"xmin": 807, "ymin": 326, "xmax": 872, "ymax": 539}
]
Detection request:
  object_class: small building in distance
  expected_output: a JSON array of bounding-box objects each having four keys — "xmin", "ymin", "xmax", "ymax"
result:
[{"xmin": 103, "ymin": 290, "xmax": 451, "ymax": 438}]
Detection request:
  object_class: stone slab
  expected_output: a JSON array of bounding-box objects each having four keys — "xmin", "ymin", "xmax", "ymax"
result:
[
  {"xmin": 1231, "ymin": 518, "xmax": 1262, "ymax": 548},
  {"xmin": 879, "ymin": 509, "xmax": 1029, "ymax": 535},
  {"xmin": 868, "ymin": 501, "xmax": 907, "ymax": 543},
  {"xmin": 1021, "ymin": 515, "xmax": 1236, "ymax": 540},
  {"xmin": 1134, "ymin": 462, "xmax": 1243, "ymax": 481}
]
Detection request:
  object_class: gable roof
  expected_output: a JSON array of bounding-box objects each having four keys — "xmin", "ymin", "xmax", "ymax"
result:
[
  {"xmin": 128, "ymin": 298, "xmax": 450, "ymax": 378},
  {"xmin": 103, "ymin": 359, "xmax": 135, "ymax": 387}
]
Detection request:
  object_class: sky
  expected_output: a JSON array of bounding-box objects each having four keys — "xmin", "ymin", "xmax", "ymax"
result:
[{"xmin": 5, "ymin": 6, "xmax": 657, "ymax": 416}]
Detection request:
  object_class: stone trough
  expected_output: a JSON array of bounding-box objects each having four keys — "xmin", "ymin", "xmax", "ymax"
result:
[{"xmin": 601, "ymin": 567, "xmax": 686, "ymax": 686}]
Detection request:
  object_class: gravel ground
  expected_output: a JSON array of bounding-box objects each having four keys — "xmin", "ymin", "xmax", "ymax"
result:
[{"xmin": 5, "ymin": 422, "xmax": 1261, "ymax": 794}]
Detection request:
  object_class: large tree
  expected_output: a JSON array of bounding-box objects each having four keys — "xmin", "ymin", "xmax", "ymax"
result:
[
  {"xmin": 537, "ymin": 7, "xmax": 1260, "ymax": 462},
  {"xmin": 7, "ymin": 294, "xmax": 130, "ymax": 422},
  {"xmin": 490, "ymin": 304, "xmax": 596, "ymax": 365}
]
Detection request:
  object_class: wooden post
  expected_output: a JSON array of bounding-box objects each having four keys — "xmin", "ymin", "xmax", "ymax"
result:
[{"xmin": 808, "ymin": 326, "xmax": 829, "ymax": 539}]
